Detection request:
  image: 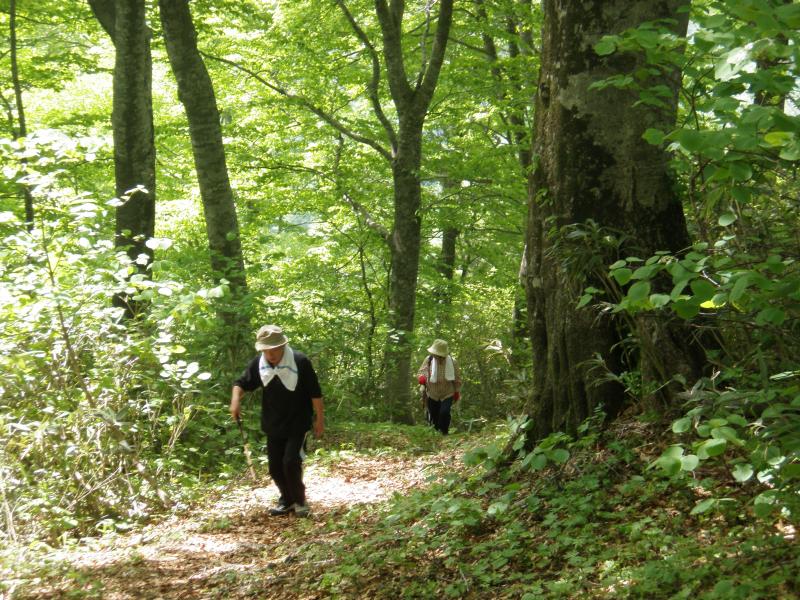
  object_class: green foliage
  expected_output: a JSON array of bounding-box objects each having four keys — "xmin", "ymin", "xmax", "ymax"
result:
[
  {"xmin": 281, "ymin": 418, "xmax": 799, "ymax": 599},
  {"xmin": 652, "ymin": 373, "xmax": 800, "ymax": 521},
  {"xmin": 0, "ymin": 138, "xmax": 238, "ymax": 543},
  {"xmin": 578, "ymin": 1, "xmax": 800, "ymax": 526}
]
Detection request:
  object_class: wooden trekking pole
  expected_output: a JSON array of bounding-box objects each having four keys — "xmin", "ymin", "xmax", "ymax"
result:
[{"xmin": 235, "ymin": 415, "xmax": 257, "ymax": 482}]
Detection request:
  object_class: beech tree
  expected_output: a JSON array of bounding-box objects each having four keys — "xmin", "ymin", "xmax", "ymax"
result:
[
  {"xmin": 339, "ymin": 0, "xmax": 454, "ymax": 421},
  {"xmin": 158, "ymin": 0, "xmax": 249, "ymax": 343},
  {"xmin": 523, "ymin": 0, "xmax": 706, "ymax": 441},
  {"xmin": 6, "ymin": 0, "xmax": 34, "ymax": 228},
  {"xmin": 88, "ymin": 0, "xmax": 156, "ymax": 300}
]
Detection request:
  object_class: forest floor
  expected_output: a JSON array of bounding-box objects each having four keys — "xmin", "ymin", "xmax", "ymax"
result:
[
  {"xmin": 7, "ymin": 420, "xmax": 799, "ymax": 599},
  {"xmin": 12, "ymin": 426, "xmax": 472, "ymax": 599}
]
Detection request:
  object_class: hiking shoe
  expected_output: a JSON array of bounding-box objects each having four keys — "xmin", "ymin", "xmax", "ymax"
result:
[
  {"xmin": 291, "ymin": 503, "xmax": 311, "ymax": 517},
  {"xmin": 268, "ymin": 503, "xmax": 292, "ymax": 516}
]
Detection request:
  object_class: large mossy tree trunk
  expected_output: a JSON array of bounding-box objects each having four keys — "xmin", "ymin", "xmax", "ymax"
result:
[
  {"xmin": 524, "ymin": 0, "xmax": 705, "ymax": 443},
  {"xmin": 158, "ymin": 0, "xmax": 250, "ymax": 350},
  {"xmin": 89, "ymin": 0, "xmax": 156, "ymax": 316}
]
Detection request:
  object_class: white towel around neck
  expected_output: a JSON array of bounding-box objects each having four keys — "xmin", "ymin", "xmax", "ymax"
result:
[
  {"xmin": 258, "ymin": 346, "xmax": 298, "ymax": 391},
  {"xmin": 429, "ymin": 355, "xmax": 455, "ymax": 383}
]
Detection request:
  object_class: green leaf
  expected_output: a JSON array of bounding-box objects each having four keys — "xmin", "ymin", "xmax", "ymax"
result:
[
  {"xmin": 779, "ymin": 142, "xmax": 800, "ymax": 161},
  {"xmin": 776, "ymin": 3, "xmax": 800, "ymax": 27},
  {"xmin": 631, "ymin": 264, "xmax": 659, "ymax": 280},
  {"xmin": 548, "ymin": 448, "xmax": 570, "ymax": 464},
  {"xmin": 673, "ymin": 299, "xmax": 700, "ymax": 319},
  {"xmin": 763, "ymin": 131, "xmax": 793, "ymax": 146},
  {"xmin": 673, "ymin": 128, "xmax": 706, "ymax": 153},
  {"xmin": 672, "ymin": 417, "xmax": 692, "ymax": 433},
  {"xmin": 711, "ymin": 426, "xmax": 740, "ymax": 444},
  {"xmin": 755, "ymin": 307, "xmax": 786, "ymax": 326},
  {"xmin": 643, "ymin": 128, "xmax": 665, "ymax": 145},
  {"xmin": 655, "ymin": 454, "xmax": 682, "ymax": 476},
  {"xmin": 715, "ymin": 47, "xmax": 748, "ymax": 81},
  {"xmin": 627, "ymin": 281, "xmax": 651, "ymax": 302},
  {"xmin": 732, "ymin": 463, "xmax": 754, "ymax": 482},
  {"xmin": 487, "ymin": 501, "xmax": 509, "ymax": 517},
  {"xmin": 780, "ymin": 463, "xmax": 800, "ymax": 480},
  {"xmin": 718, "ymin": 211, "xmax": 737, "ymax": 226},
  {"xmin": 753, "ymin": 492, "xmax": 776, "ymax": 518},
  {"xmin": 728, "ymin": 162, "xmax": 752, "ymax": 182},
  {"xmin": 681, "ymin": 454, "xmax": 699, "ymax": 471},
  {"xmin": 595, "ymin": 38, "xmax": 617, "ymax": 56},
  {"xmin": 725, "ymin": 414, "xmax": 748, "ymax": 427},
  {"xmin": 612, "ymin": 268, "xmax": 633, "ymax": 285},
  {"xmin": 528, "ymin": 453, "xmax": 548, "ymax": 471},
  {"xmin": 650, "ymin": 293, "xmax": 671, "ymax": 308},
  {"xmin": 690, "ymin": 279, "xmax": 716, "ymax": 302},
  {"xmin": 729, "ymin": 274, "xmax": 750, "ymax": 302},
  {"xmin": 698, "ymin": 438, "xmax": 727, "ymax": 458},
  {"xmin": 690, "ymin": 498, "xmax": 716, "ymax": 515}
]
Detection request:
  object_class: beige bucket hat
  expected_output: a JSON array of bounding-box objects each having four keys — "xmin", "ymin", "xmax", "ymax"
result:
[
  {"xmin": 427, "ymin": 339, "xmax": 449, "ymax": 357},
  {"xmin": 254, "ymin": 324, "xmax": 289, "ymax": 351}
]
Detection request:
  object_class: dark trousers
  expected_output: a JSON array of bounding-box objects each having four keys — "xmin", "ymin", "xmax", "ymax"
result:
[
  {"xmin": 266, "ymin": 433, "xmax": 306, "ymax": 506},
  {"xmin": 427, "ymin": 397, "xmax": 453, "ymax": 435}
]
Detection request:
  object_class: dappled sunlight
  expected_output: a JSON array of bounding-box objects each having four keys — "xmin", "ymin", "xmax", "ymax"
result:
[{"xmin": 25, "ymin": 449, "xmax": 455, "ymax": 599}]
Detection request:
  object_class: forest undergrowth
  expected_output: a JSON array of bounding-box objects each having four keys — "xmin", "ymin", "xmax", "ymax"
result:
[{"xmin": 2, "ymin": 417, "xmax": 798, "ymax": 600}]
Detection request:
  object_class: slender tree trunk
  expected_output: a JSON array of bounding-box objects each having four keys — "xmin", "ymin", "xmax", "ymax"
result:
[
  {"xmin": 9, "ymin": 0, "xmax": 35, "ymax": 229},
  {"xmin": 475, "ymin": 0, "xmax": 534, "ymax": 361},
  {"xmin": 380, "ymin": 0, "xmax": 454, "ymax": 422},
  {"xmin": 433, "ymin": 178, "xmax": 459, "ymax": 313},
  {"xmin": 111, "ymin": 1, "xmax": 156, "ymax": 274},
  {"xmin": 158, "ymin": 0, "xmax": 249, "ymax": 343},
  {"xmin": 524, "ymin": 0, "xmax": 704, "ymax": 443},
  {"xmin": 383, "ymin": 121, "xmax": 424, "ymax": 422},
  {"xmin": 438, "ymin": 227, "xmax": 459, "ymax": 282},
  {"xmin": 89, "ymin": 0, "xmax": 157, "ymax": 316}
]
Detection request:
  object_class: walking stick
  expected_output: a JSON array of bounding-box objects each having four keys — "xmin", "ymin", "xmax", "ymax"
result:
[{"xmin": 235, "ymin": 415, "xmax": 257, "ymax": 482}]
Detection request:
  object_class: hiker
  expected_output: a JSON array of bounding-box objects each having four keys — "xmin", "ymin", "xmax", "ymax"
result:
[
  {"xmin": 416, "ymin": 339, "xmax": 461, "ymax": 435},
  {"xmin": 230, "ymin": 325, "xmax": 323, "ymax": 517}
]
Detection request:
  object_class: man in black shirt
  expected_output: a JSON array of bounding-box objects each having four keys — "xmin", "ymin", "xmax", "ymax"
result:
[{"xmin": 230, "ymin": 325, "xmax": 323, "ymax": 516}]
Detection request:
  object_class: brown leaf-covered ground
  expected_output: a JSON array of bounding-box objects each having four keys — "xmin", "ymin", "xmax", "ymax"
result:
[{"xmin": 21, "ymin": 447, "xmax": 464, "ymax": 599}]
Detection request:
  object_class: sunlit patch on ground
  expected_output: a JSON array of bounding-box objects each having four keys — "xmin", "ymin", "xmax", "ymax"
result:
[{"xmin": 24, "ymin": 449, "xmax": 457, "ymax": 599}]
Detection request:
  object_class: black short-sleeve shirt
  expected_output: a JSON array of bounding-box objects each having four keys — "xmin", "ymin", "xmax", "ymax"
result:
[{"xmin": 233, "ymin": 349, "xmax": 322, "ymax": 437}]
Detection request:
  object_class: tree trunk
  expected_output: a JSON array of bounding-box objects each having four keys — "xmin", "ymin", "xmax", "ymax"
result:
[
  {"xmin": 524, "ymin": 0, "xmax": 704, "ymax": 443},
  {"xmin": 111, "ymin": 0, "xmax": 156, "ymax": 283},
  {"xmin": 158, "ymin": 0, "xmax": 249, "ymax": 343},
  {"xmin": 474, "ymin": 0, "xmax": 534, "ymax": 361},
  {"xmin": 383, "ymin": 121, "xmax": 424, "ymax": 423},
  {"xmin": 372, "ymin": 0, "xmax": 454, "ymax": 423},
  {"xmin": 8, "ymin": 0, "xmax": 35, "ymax": 229},
  {"xmin": 433, "ymin": 178, "xmax": 459, "ymax": 310}
]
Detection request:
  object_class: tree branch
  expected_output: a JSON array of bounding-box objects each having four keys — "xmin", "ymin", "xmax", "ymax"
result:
[
  {"xmin": 375, "ymin": 0, "xmax": 413, "ymax": 109},
  {"xmin": 200, "ymin": 51, "xmax": 393, "ymax": 162},
  {"xmin": 334, "ymin": 0, "xmax": 398, "ymax": 151},
  {"xmin": 333, "ymin": 135, "xmax": 390, "ymax": 241},
  {"xmin": 414, "ymin": 0, "xmax": 454, "ymax": 111},
  {"xmin": 415, "ymin": 0, "xmax": 434, "ymax": 89},
  {"xmin": 87, "ymin": 0, "xmax": 116, "ymax": 43}
]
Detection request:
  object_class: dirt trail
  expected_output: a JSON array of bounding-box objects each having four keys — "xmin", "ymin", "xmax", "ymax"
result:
[{"xmin": 29, "ymin": 450, "xmax": 460, "ymax": 599}]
